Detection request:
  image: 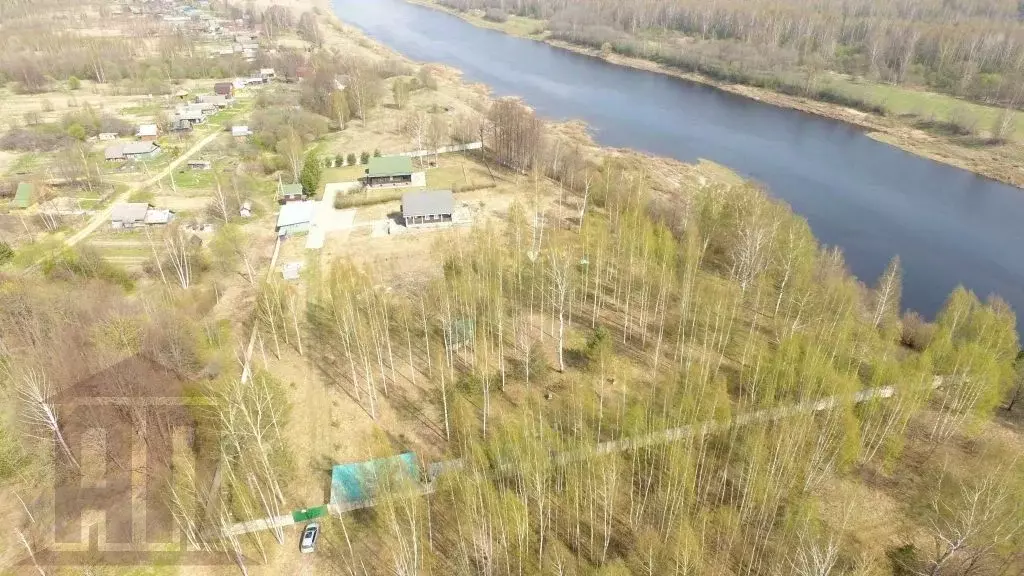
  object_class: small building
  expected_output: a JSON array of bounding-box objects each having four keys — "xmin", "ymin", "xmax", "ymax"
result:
[
  {"xmin": 98, "ymin": 132, "xmax": 118, "ymax": 141},
  {"xmin": 231, "ymin": 125, "xmax": 251, "ymax": 138},
  {"xmin": 144, "ymin": 208, "xmax": 173, "ymax": 225},
  {"xmin": 240, "ymin": 200, "xmax": 252, "ymax": 218},
  {"xmin": 105, "ymin": 145, "xmax": 126, "ymax": 162},
  {"xmin": 12, "ymin": 182, "xmax": 33, "ymax": 209},
  {"xmin": 278, "ymin": 182, "xmax": 304, "ymax": 204},
  {"xmin": 124, "ymin": 141, "xmax": 161, "ymax": 160},
  {"xmin": 196, "ymin": 94, "xmax": 229, "ymax": 108},
  {"xmin": 187, "ymin": 160, "xmax": 212, "ymax": 170},
  {"xmin": 259, "ymin": 67, "xmax": 276, "ymax": 79},
  {"xmin": 137, "ymin": 124, "xmax": 158, "ymax": 140},
  {"xmin": 169, "ymin": 118, "xmax": 194, "ymax": 133},
  {"xmin": 213, "ymin": 82, "xmax": 234, "ymax": 98},
  {"xmin": 365, "ymin": 156, "xmax": 415, "ymax": 188},
  {"xmin": 401, "ymin": 190, "xmax": 455, "ymax": 227},
  {"xmin": 110, "ymin": 202, "xmax": 151, "ymax": 229},
  {"xmin": 275, "ymin": 201, "xmax": 315, "ymax": 236}
]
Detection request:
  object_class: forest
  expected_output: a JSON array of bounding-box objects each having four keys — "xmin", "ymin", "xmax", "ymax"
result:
[{"xmin": 439, "ymin": 0, "xmax": 1024, "ymax": 110}]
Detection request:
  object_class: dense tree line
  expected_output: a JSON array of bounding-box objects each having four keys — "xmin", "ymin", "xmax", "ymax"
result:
[{"xmin": 441, "ymin": 0, "xmax": 1024, "ymax": 108}]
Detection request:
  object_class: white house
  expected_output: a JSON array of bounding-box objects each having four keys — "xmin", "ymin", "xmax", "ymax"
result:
[
  {"xmin": 231, "ymin": 125, "xmax": 251, "ymax": 138},
  {"xmin": 137, "ymin": 124, "xmax": 158, "ymax": 140}
]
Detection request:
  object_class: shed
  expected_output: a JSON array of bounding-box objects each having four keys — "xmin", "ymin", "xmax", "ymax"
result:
[
  {"xmin": 401, "ymin": 190, "xmax": 454, "ymax": 227},
  {"xmin": 365, "ymin": 156, "xmax": 414, "ymax": 188},
  {"xmin": 137, "ymin": 124, "xmax": 158, "ymax": 140},
  {"xmin": 187, "ymin": 160, "xmax": 211, "ymax": 170},
  {"xmin": 176, "ymin": 108, "xmax": 206, "ymax": 123},
  {"xmin": 259, "ymin": 67, "xmax": 276, "ymax": 79},
  {"xmin": 275, "ymin": 201, "xmax": 315, "ymax": 236},
  {"xmin": 196, "ymin": 94, "xmax": 228, "ymax": 107},
  {"xmin": 231, "ymin": 125, "xmax": 251, "ymax": 138},
  {"xmin": 144, "ymin": 208, "xmax": 173, "ymax": 225},
  {"xmin": 169, "ymin": 118, "xmax": 194, "ymax": 133},
  {"xmin": 98, "ymin": 132, "xmax": 118, "ymax": 141},
  {"xmin": 278, "ymin": 182, "xmax": 304, "ymax": 203},
  {"xmin": 13, "ymin": 182, "xmax": 33, "ymax": 209},
  {"xmin": 213, "ymin": 82, "xmax": 234, "ymax": 97},
  {"xmin": 111, "ymin": 202, "xmax": 151, "ymax": 229}
]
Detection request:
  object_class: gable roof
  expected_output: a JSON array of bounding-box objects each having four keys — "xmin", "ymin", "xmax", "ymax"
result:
[
  {"xmin": 13, "ymin": 182, "xmax": 33, "ymax": 208},
  {"xmin": 124, "ymin": 141, "xmax": 159, "ymax": 155},
  {"xmin": 137, "ymin": 124, "xmax": 158, "ymax": 137},
  {"xmin": 176, "ymin": 108, "xmax": 205, "ymax": 121},
  {"xmin": 276, "ymin": 201, "xmax": 315, "ymax": 228},
  {"xmin": 105, "ymin": 145, "xmax": 125, "ymax": 160},
  {"xmin": 402, "ymin": 190, "xmax": 454, "ymax": 218},
  {"xmin": 366, "ymin": 155, "xmax": 413, "ymax": 178},
  {"xmin": 111, "ymin": 202, "xmax": 151, "ymax": 223}
]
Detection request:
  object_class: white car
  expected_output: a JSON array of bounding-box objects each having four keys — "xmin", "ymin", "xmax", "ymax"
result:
[{"xmin": 299, "ymin": 522, "xmax": 319, "ymax": 553}]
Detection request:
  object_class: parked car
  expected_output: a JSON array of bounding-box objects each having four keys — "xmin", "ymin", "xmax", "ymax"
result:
[{"xmin": 299, "ymin": 522, "xmax": 319, "ymax": 553}]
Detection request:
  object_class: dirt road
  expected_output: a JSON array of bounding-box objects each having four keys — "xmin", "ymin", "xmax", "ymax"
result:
[{"xmin": 63, "ymin": 130, "xmax": 222, "ymax": 247}]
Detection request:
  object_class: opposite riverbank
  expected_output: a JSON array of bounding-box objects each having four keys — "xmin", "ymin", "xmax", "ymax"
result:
[{"xmin": 406, "ymin": 0, "xmax": 1024, "ymax": 189}]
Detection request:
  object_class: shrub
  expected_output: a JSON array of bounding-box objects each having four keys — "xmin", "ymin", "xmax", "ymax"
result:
[
  {"xmin": 484, "ymin": 8, "xmax": 509, "ymax": 22},
  {"xmin": 373, "ymin": 148, "xmax": 381, "ymax": 157},
  {"xmin": 67, "ymin": 123, "xmax": 86, "ymax": 141},
  {"xmin": 67, "ymin": 76, "xmax": 81, "ymax": 90},
  {"xmin": 335, "ymin": 153, "xmax": 345, "ymax": 166},
  {"xmin": 0, "ymin": 127, "xmax": 69, "ymax": 152},
  {"xmin": 346, "ymin": 153, "xmax": 357, "ymax": 166},
  {"xmin": 0, "ymin": 241, "xmax": 13, "ymax": 265},
  {"xmin": 360, "ymin": 151, "xmax": 370, "ymax": 164},
  {"xmin": 900, "ymin": 311, "xmax": 935, "ymax": 351}
]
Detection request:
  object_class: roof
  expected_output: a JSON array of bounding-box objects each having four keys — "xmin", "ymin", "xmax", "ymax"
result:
[
  {"xmin": 276, "ymin": 201, "xmax": 315, "ymax": 228},
  {"xmin": 137, "ymin": 124, "xmax": 158, "ymax": 137},
  {"xmin": 105, "ymin": 145, "xmax": 125, "ymax": 160},
  {"xmin": 231, "ymin": 125, "xmax": 250, "ymax": 136},
  {"xmin": 13, "ymin": 182, "xmax": 33, "ymax": 208},
  {"xmin": 123, "ymin": 141, "xmax": 159, "ymax": 155},
  {"xmin": 402, "ymin": 190, "xmax": 454, "ymax": 218},
  {"xmin": 213, "ymin": 82, "xmax": 233, "ymax": 94},
  {"xmin": 280, "ymin": 183, "xmax": 303, "ymax": 197},
  {"xmin": 197, "ymin": 94, "xmax": 227, "ymax": 105},
  {"xmin": 177, "ymin": 108, "xmax": 204, "ymax": 121},
  {"xmin": 366, "ymin": 156, "xmax": 414, "ymax": 178},
  {"xmin": 144, "ymin": 208, "xmax": 173, "ymax": 225},
  {"xmin": 111, "ymin": 202, "xmax": 150, "ymax": 223}
]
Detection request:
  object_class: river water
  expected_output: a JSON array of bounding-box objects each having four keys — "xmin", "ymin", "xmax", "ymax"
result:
[{"xmin": 334, "ymin": 0, "xmax": 1024, "ymax": 321}]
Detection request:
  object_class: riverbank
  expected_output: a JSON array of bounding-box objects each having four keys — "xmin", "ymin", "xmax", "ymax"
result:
[{"xmin": 406, "ymin": 0, "xmax": 1024, "ymax": 189}]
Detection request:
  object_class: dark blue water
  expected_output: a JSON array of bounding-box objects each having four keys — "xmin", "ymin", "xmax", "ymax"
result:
[{"xmin": 334, "ymin": 0, "xmax": 1024, "ymax": 321}]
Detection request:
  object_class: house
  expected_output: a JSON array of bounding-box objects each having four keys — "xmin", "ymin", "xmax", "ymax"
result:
[
  {"xmin": 275, "ymin": 201, "xmax": 315, "ymax": 236},
  {"xmin": 365, "ymin": 156, "xmax": 415, "ymax": 188},
  {"xmin": 98, "ymin": 132, "xmax": 118, "ymax": 141},
  {"xmin": 12, "ymin": 182, "xmax": 33, "ymax": 209},
  {"xmin": 187, "ymin": 160, "xmax": 212, "ymax": 170},
  {"xmin": 401, "ymin": 190, "xmax": 455, "ymax": 227},
  {"xmin": 213, "ymin": 82, "xmax": 234, "ymax": 98},
  {"xmin": 137, "ymin": 124, "xmax": 158, "ymax": 140},
  {"xmin": 144, "ymin": 208, "xmax": 173, "ymax": 225},
  {"xmin": 107, "ymin": 142, "xmax": 161, "ymax": 161},
  {"xmin": 124, "ymin": 141, "xmax": 161, "ymax": 160},
  {"xmin": 278, "ymin": 182, "xmax": 304, "ymax": 203},
  {"xmin": 259, "ymin": 68, "xmax": 276, "ymax": 80},
  {"xmin": 169, "ymin": 118, "xmax": 194, "ymax": 134},
  {"xmin": 110, "ymin": 203, "xmax": 151, "ymax": 229},
  {"xmin": 231, "ymin": 125, "xmax": 251, "ymax": 138},
  {"xmin": 196, "ymin": 94, "xmax": 229, "ymax": 108}
]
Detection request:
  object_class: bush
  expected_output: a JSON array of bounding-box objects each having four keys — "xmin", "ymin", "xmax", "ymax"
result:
[
  {"xmin": 360, "ymin": 151, "xmax": 370, "ymax": 164},
  {"xmin": 900, "ymin": 311, "xmax": 935, "ymax": 351},
  {"xmin": 67, "ymin": 123, "xmax": 86, "ymax": 141},
  {"xmin": 483, "ymin": 8, "xmax": 509, "ymax": 22},
  {"xmin": 373, "ymin": 148, "xmax": 381, "ymax": 157},
  {"xmin": 0, "ymin": 241, "xmax": 13, "ymax": 265},
  {"xmin": 346, "ymin": 153, "xmax": 357, "ymax": 166},
  {"xmin": 67, "ymin": 76, "xmax": 81, "ymax": 90},
  {"xmin": 0, "ymin": 127, "xmax": 69, "ymax": 152},
  {"xmin": 42, "ymin": 246, "xmax": 135, "ymax": 291},
  {"xmin": 335, "ymin": 153, "xmax": 345, "ymax": 167}
]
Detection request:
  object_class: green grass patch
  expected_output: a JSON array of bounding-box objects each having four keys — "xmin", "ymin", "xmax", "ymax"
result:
[
  {"xmin": 7, "ymin": 152, "xmax": 42, "ymax": 176},
  {"xmin": 334, "ymin": 188, "xmax": 405, "ymax": 209},
  {"xmin": 166, "ymin": 168, "xmax": 219, "ymax": 190},
  {"xmin": 821, "ymin": 76, "xmax": 1024, "ymax": 139},
  {"xmin": 323, "ymin": 164, "xmax": 369, "ymax": 183},
  {"xmin": 119, "ymin": 103, "xmax": 164, "ymax": 117}
]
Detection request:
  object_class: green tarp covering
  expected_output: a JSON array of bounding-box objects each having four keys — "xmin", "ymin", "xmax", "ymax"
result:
[{"xmin": 330, "ymin": 453, "xmax": 418, "ymax": 505}]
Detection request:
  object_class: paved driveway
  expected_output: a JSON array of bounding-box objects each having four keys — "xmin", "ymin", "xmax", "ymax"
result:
[{"xmin": 306, "ymin": 182, "xmax": 361, "ymax": 249}]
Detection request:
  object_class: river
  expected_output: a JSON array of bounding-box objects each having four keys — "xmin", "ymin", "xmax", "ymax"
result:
[{"xmin": 333, "ymin": 0, "xmax": 1024, "ymax": 322}]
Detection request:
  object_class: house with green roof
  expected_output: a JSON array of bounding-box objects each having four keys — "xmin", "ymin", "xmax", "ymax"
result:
[
  {"xmin": 12, "ymin": 182, "xmax": 33, "ymax": 209},
  {"xmin": 364, "ymin": 156, "xmax": 414, "ymax": 188},
  {"xmin": 277, "ymin": 182, "xmax": 305, "ymax": 204}
]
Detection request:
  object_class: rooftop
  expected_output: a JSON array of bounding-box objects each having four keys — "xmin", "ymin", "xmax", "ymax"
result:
[
  {"xmin": 366, "ymin": 155, "xmax": 414, "ymax": 178},
  {"xmin": 402, "ymin": 190, "xmax": 455, "ymax": 219},
  {"xmin": 124, "ymin": 141, "xmax": 159, "ymax": 155},
  {"xmin": 137, "ymin": 124, "xmax": 158, "ymax": 137},
  {"xmin": 111, "ymin": 202, "xmax": 150, "ymax": 223},
  {"xmin": 276, "ymin": 201, "xmax": 315, "ymax": 228},
  {"xmin": 279, "ymin": 183, "xmax": 303, "ymax": 197},
  {"xmin": 13, "ymin": 182, "xmax": 33, "ymax": 208}
]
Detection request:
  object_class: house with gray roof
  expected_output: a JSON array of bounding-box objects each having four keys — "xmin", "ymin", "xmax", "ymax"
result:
[
  {"xmin": 401, "ymin": 190, "xmax": 454, "ymax": 227},
  {"xmin": 110, "ymin": 203, "xmax": 151, "ymax": 229}
]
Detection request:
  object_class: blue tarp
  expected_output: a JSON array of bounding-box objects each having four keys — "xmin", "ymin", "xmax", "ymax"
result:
[{"xmin": 330, "ymin": 453, "xmax": 418, "ymax": 505}]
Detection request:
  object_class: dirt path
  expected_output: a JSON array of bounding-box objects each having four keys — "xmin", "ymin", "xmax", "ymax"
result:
[{"xmin": 63, "ymin": 130, "xmax": 222, "ymax": 247}]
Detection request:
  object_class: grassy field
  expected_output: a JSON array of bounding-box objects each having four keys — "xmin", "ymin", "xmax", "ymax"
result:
[
  {"xmin": 822, "ymin": 75, "xmax": 1024, "ymax": 138},
  {"xmin": 323, "ymin": 164, "xmax": 369, "ymax": 183}
]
